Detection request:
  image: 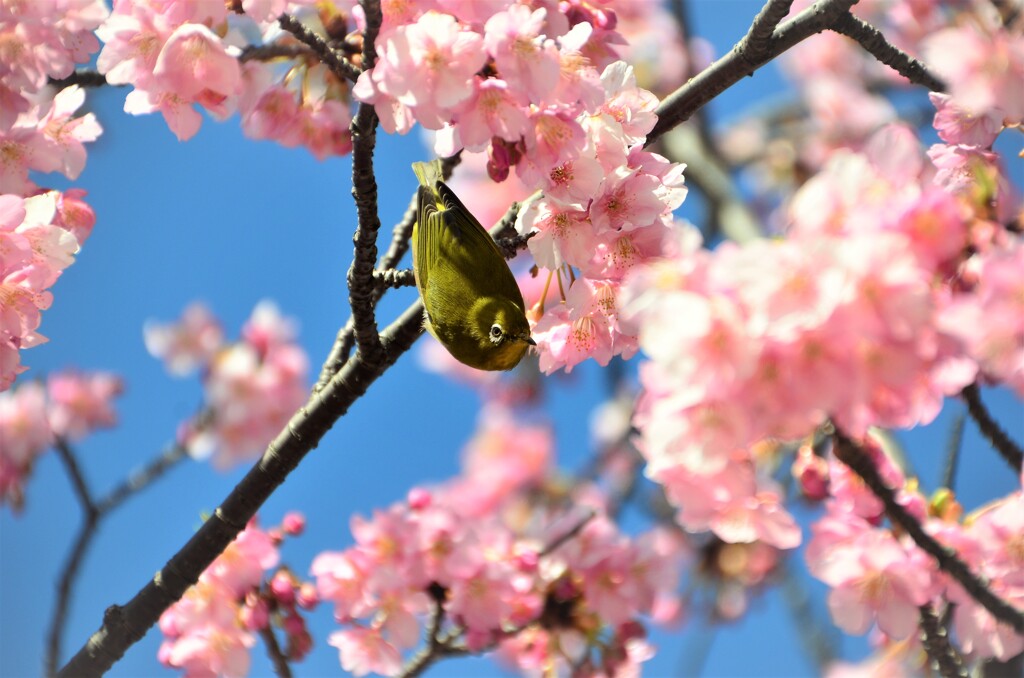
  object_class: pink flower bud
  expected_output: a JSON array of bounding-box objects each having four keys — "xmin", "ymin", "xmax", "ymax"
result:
[
  {"xmin": 241, "ymin": 596, "xmax": 270, "ymax": 630},
  {"xmin": 792, "ymin": 445, "xmax": 829, "ymax": 501},
  {"xmin": 407, "ymin": 487, "xmax": 432, "ymax": 510},
  {"xmin": 270, "ymin": 571, "xmax": 296, "ymax": 606},
  {"xmin": 282, "ymin": 612, "xmax": 306, "ymax": 636},
  {"xmin": 282, "ymin": 511, "xmax": 305, "ymax": 536},
  {"xmin": 297, "ymin": 582, "xmax": 319, "ymax": 610}
]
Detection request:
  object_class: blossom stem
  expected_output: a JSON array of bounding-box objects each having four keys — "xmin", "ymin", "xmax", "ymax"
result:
[
  {"xmin": 960, "ymin": 383, "xmax": 1024, "ymax": 472},
  {"xmin": 832, "ymin": 430, "xmax": 1024, "ymax": 633},
  {"xmin": 257, "ymin": 624, "xmax": 293, "ymax": 678}
]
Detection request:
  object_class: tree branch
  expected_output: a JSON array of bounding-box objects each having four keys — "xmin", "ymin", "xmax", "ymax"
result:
[
  {"xmin": 345, "ymin": 0, "xmax": 386, "ymax": 366},
  {"xmin": 648, "ymin": 0, "xmax": 858, "ymax": 144},
  {"xmin": 48, "ymin": 71, "xmax": 109, "ymax": 90},
  {"xmin": 832, "ymin": 430, "xmax": 1024, "ymax": 634},
  {"xmin": 960, "ymin": 383, "xmax": 1024, "ymax": 471},
  {"xmin": 58, "ymin": 299, "xmax": 427, "ymax": 677},
  {"xmin": 918, "ymin": 604, "xmax": 967, "ymax": 678},
  {"xmin": 829, "ymin": 12, "xmax": 946, "ymax": 92},
  {"xmin": 276, "ymin": 14, "xmax": 361, "ymax": 83}
]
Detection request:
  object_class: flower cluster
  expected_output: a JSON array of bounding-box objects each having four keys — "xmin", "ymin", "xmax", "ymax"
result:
[
  {"xmin": 159, "ymin": 514, "xmax": 316, "ymax": 677},
  {"xmin": 312, "ymin": 408, "xmax": 686, "ymax": 677},
  {"xmin": 1, "ymin": 146, "xmax": 99, "ymax": 391},
  {"xmin": 96, "ymin": 0, "xmax": 357, "ymax": 155},
  {"xmin": 805, "ymin": 440, "xmax": 1023, "ymax": 662},
  {"xmin": 617, "ymin": 121, "xmax": 1020, "ymax": 552},
  {"xmin": 0, "ymin": 0, "xmax": 107, "ymax": 128},
  {"xmin": 145, "ymin": 301, "xmax": 309, "ymax": 469},
  {"xmin": 0, "ymin": 370, "xmax": 122, "ymax": 510},
  {"xmin": 513, "ymin": 64, "xmax": 686, "ymax": 374}
]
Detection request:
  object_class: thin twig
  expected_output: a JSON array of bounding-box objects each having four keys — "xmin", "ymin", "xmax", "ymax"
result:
[
  {"xmin": 918, "ymin": 604, "xmax": 967, "ymax": 678},
  {"xmin": 540, "ymin": 509, "xmax": 597, "ymax": 557},
  {"xmin": 941, "ymin": 409, "xmax": 967, "ymax": 491},
  {"xmin": 45, "ymin": 518, "xmax": 98, "ymax": 677},
  {"xmin": 649, "ymin": 0, "xmax": 858, "ymax": 144},
  {"xmin": 276, "ymin": 14, "xmax": 361, "ymax": 82},
  {"xmin": 258, "ymin": 624, "xmax": 293, "ymax": 678},
  {"xmin": 95, "ymin": 442, "xmax": 190, "ymax": 515},
  {"xmin": 53, "ymin": 439, "xmax": 98, "ymax": 519},
  {"xmin": 373, "ymin": 268, "xmax": 416, "ymax": 289},
  {"xmin": 832, "ymin": 430, "xmax": 1024, "ymax": 633},
  {"xmin": 830, "ymin": 13, "xmax": 946, "ymax": 91},
  {"xmin": 960, "ymin": 383, "xmax": 1024, "ymax": 471}
]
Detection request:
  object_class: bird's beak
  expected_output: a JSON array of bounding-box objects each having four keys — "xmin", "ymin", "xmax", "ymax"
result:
[{"xmin": 525, "ymin": 336, "xmax": 536, "ymax": 346}]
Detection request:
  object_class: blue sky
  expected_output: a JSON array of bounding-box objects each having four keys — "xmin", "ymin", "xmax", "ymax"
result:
[{"xmin": 2, "ymin": 2, "xmax": 1022, "ymax": 677}]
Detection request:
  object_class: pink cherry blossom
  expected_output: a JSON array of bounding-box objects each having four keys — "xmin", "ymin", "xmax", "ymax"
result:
[
  {"xmin": 367, "ymin": 12, "xmax": 487, "ymax": 130},
  {"xmin": 46, "ymin": 371, "xmax": 122, "ymax": 441},
  {"xmin": 443, "ymin": 78, "xmax": 530, "ymax": 153},
  {"xmin": 160, "ymin": 516, "xmax": 306, "ymax": 676},
  {"xmin": 144, "ymin": 302, "xmax": 224, "ymax": 376},
  {"xmin": 328, "ymin": 626, "xmax": 402, "ymax": 677},
  {"xmin": 923, "ymin": 20, "xmax": 1024, "ymax": 125},
  {"xmin": 929, "ymin": 92, "xmax": 1003, "ymax": 148},
  {"xmin": 483, "ymin": 5, "xmax": 561, "ymax": 104},
  {"xmin": 938, "ymin": 238, "xmax": 1024, "ymax": 395},
  {"xmin": 813, "ymin": 524, "xmax": 936, "ymax": 639},
  {"xmin": 180, "ymin": 301, "xmax": 308, "ymax": 469},
  {"xmin": 0, "ymin": 380, "xmax": 53, "ymax": 510}
]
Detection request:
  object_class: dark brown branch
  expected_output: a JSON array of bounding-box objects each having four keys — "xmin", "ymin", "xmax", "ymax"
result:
[
  {"xmin": 239, "ymin": 43, "xmax": 315, "ymax": 64},
  {"xmin": 494, "ymin": 229, "xmax": 533, "ymax": 259},
  {"xmin": 96, "ymin": 441, "xmax": 190, "ymax": 515},
  {"xmin": 374, "ymin": 268, "xmax": 416, "ymax": 289},
  {"xmin": 314, "ymin": 153, "xmax": 462, "ymax": 392},
  {"xmin": 58, "ymin": 298, "xmax": 427, "ymax": 677},
  {"xmin": 48, "ymin": 70, "xmax": 109, "ymax": 90},
  {"xmin": 648, "ymin": 0, "xmax": 858, "ymax": 144},
  {"xmin": 830, "ymin": 13, "xmax": 946, "ymax": 92},
  {"xmin": 345, "ymin": 0, "xmax": 386, "ymax": 366},
  {"xmin": 918, "ymin": 604, "xmax": 967, "ymax": 678},
  {"xmin": 832, "ymin": 430, "xmax": 1024, "ymax": 633},
  {"xmin": 276, "ymin": 14, "xmax": 361, "ymax": 83},
  {"xmin": 960, "ymin": 383, "xmax": 1024, "ymax": 471},
  {"xmin": 258, "ymin": 624, "xmax": 293, "ymax": 678},
  {"xmin": 748, "ymin": 0, "xmax": 796, "ymax": 51}
]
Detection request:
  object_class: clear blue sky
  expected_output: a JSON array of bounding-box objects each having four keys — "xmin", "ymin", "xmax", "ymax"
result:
[{"xmin": 2, "ymin": 2, "xmax": 1021, "ymax": 677}]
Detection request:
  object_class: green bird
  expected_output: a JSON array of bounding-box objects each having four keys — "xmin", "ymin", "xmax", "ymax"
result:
[{"xmin": 412, "ymin": 160, "xmax": 534, "ymax": 371}]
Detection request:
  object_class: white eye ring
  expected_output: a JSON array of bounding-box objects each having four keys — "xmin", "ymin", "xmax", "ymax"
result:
[{"xmin": 489, "ymin": 324, "xmax": 504, "ymax": 342}]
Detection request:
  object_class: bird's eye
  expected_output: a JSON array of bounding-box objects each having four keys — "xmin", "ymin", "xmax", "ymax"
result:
[{"xmin": 489, "ymin": 324, "xmax": 504, "ymax": 341}]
